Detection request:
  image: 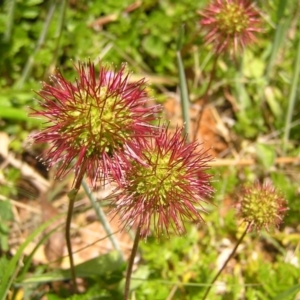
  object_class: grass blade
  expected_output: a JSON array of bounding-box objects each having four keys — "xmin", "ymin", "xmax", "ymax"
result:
[
  {"xmin": 81, "ymin": 180, "xmax": 124, "ymax": 260},
  {"xmin": 0, "ymin": 216, "xmax": 60, "ymax": 300},
  {"xmin": 3, "ymin": 0, "xmax": 16, "ymax": 42},
  {"xmin": 15, "ymin": 1, "xmax": 57, "ymax": 89},
  {"xmin": 265, "ymin": 0, "xmax": 289, "ymax": 79},
  {"xmin": 283, "ymin": 34, "xmax": 300, "ymax": 150},
  {"xmin": 176, "ymin": 25, "xmax": 190, "ymax": 142}
]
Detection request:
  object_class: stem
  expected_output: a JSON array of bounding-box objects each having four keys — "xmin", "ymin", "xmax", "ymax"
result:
[
  {"xmin": 176, "ymin": 24, "xmax": 191, "ymax": 143},
  {"xmin": 202, "ymin": 222, "xmax": 251, "ymax": 300},
  {"xmin": 177, "ymin": 50, "xmax": 191, "ymax": 142},
  {"xmin": 65, "ymin": 170, "xmax": 85, "ymax": 293},
  {"xmin": 193, "ymin": 53, "xmax": 219, "ymax": 142},
  {"xmin": 81, "ymin": 179, "xmax": 124, "ymax": 260},
  {"xmin": 15, "ymin": 1, "xmax": 57, "ymax": 89},
  {"xmin": 124, "ymin": 226, "xmax": 141, "ymax": 300},
  {"xmin": 46, "ymin": 0, "xmax": 68, "ymax": 78},
  {"xmin": 283, "ymin": 33, "xmax": 300, "ymax": 151}
]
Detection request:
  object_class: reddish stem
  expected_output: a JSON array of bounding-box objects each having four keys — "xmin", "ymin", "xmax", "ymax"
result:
[
  {"xmin": 66, "ymin": 168, "xmax": 85, "ymax": 293},
  {"xmin": 202, "ymin": 222, "xmax": 251, "ymax": 300},
  {"xmin": 124, "ymin": 225, "xmax": 141, "ymax": 300}
]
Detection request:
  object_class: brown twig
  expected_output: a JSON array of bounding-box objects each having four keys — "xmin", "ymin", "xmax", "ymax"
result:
[
  {"xmin": 208, "ymin": 156, "xmax": 300, "ymax": 167},
  {"xmin": 89, "ymin": 1, "xmax": 141, "ymax": 28}
]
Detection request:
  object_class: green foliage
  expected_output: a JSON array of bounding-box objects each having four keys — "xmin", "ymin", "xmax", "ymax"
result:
[
  {"xmin": 0, "ymin": 200, "xmax": 13, "ymax": 251},
  {"xmin": 271, "ymin": 172, "xmax": 299, "ymax": 226},
  {"xmin": 135, "ymin": 226, "xmax": 217, "ymax": 299},
  {"xmin": 0, "ymin": 168, "xmax": 18, "ymax": 252},
  {"xmin": 0, "ymin": 256, "xmax": 9, "ymax": 280},
  {"xmin": 244, "ymin": 257, "xmax": 299, "ymax": 299},
  {"xmin": 0, "ymin": 217, "xmax": 61, "ymax": 300},
  {"xmin": 19, "ymin": 252, "xmax": 125, "ymax": 299}
]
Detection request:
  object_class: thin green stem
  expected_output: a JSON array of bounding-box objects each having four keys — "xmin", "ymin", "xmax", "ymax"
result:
[
  {"xmin": 47, "ymin": 0, "xmax": 68, "ymax": 77},
  {"xmin": 15, "ymin": 1, "xmax": 57, "ymax": 89},
  {"xmin": 124, "ymin": 226, "xmax": 141, "ymax": 300},
  {"xmin": 176, "ymin": 24, "xmax": 190, "ymax": 142},
  {"xmin": 193, "ymin": 53, "xmax": 219, "ymax": 142},
  {"xmin": 202, "ymin": 222, "xmax": 251, "ymax": 300},
  {"xmin": 177, "ymin": 50, "xmax": 191, "ymax": 143},
  {"xmin": 81, "ymin": 179, "xmax": 124, "ymax": 260},
  {"xmin": 4, "ymin": 0, "xmax": 16, "ymax": 43},
  {"xmin": 283, "ymin": 34, "xmax": 300, "ymax": 151},
  {"xmin": 265, "ymin": 0, "xmax": 288, "ymax": 80}
]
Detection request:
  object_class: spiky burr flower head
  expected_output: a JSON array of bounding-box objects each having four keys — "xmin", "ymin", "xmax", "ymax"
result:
[
  {"xmin": 31, "ymin": 61, "xmax": 159, "ymax": 187},
  {"xmin": 111, "ymin": 126, "xmax": 214, "ymax": 238},
  {"xmin": 198, "ymin": 0, "xmax": 261, "ymax": 55},
  {"xmin": 237, "ymin": 182, "xmax": 288, "ymax": 232}
]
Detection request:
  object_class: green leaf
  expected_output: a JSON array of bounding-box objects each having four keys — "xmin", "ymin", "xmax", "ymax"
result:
[
  {"xmin": 243, "ymin": 50, "xmax": 264, "ymax": 79},
  {"xmin": 0, "ymin": 200, "xmax": 13, "ymax": 221},
  {"xmin": 0, "ymin": 217, "xmax": 61, "ymax": 300},
  {"xmin": 256, "ymin": 143, "xmax": 276, "ymax": 169},
  {"xmin": 0, "ymin": 107, "xmax": 30, "ymax": 121},
  {"xmin": 26, "ymin": 0, "xmax": 44, "ymax": 6},
  {"xmin": 20, "ymin": 251, "xmax": 124, "ymax": 283},
  {"xmin": 273, "ymin": 284, "xmax": 300, "ymax": 300},
  {"xmin": 118, "ymin": 265, "xmax": 150, "ymax": 293},
  {"xmin": 0, "ymin": 199, "xmax": 13, "ymax": 250},
  {"xmin": 142, "ymin": 35, "xmax": 165, "ymax": 57},
  {"xmin": 23, "ymin": 9, "xmax": 39, "ymax": 19},
  {"xmin": 264, "ymin": 86, "xmax": 283, "ymax": 118},
  {"xmin": 0, "ymin": 256, "xmax": 9, "ymax": 280}
]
